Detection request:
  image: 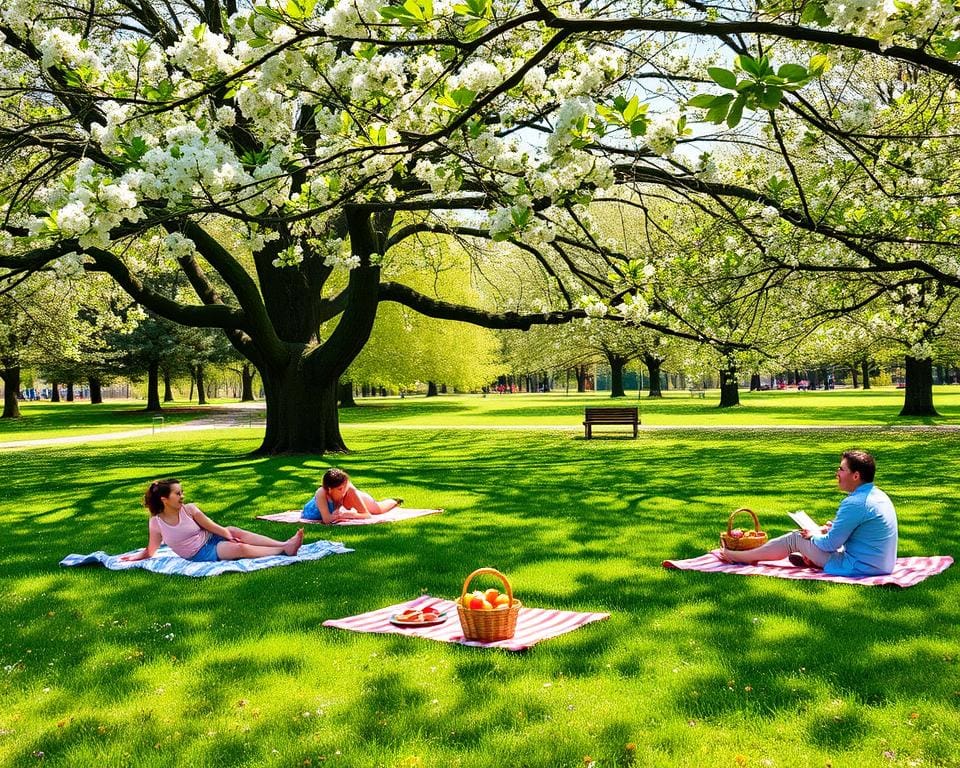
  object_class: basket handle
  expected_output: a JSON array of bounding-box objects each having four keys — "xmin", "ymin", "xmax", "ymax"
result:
[
  {"xmin": 460, "ymin": 567, "xmax": 514, "ymax": 607},
  {"xmin": 727, "ymin": 507, "xmax": 761, "ymax": 534}
]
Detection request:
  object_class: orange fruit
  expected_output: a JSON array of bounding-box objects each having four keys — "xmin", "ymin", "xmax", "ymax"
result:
[{"xmin": 484, "ymin": 588, "xmax": 500, "ymax": 604}]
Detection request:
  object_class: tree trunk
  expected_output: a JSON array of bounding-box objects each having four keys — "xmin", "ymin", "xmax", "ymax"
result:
[
  {"xmin": 51, "ymin": 382, "xmax": 60, "ymax": 402},
  {"xmin": 608, "ymin": 354, "xmax": 627, "ymax": 398},
  {"xmin": 146, "ymin": 362, "xmax": 162, "ymax": 411},
  {"xmin": 644, "ymin": 354, "xmax": 663, "ymax": 398},
  {"xmin": 163, "ymin": 368, "xmax": 175, "ymax": 402},
  {"xmin": 574, "ymin": 365, "xmax": 587, "ymax": 393},
  {"xmin": 66, "ymin": 382, "xmax": 75, "ymax": 401},
  {"xmin": 426, "ymin": 381, "xmax": 438, "ymax": 397},
  {"xmin": 850, "ymin": 363, "xmax": 859, "ymax": 389},
  {"xmin": 899, "ymin": 356, "xmax": 938, "ymax": 416},
  {"xmin": 749, "ymin": 373, "xmax": 761, "ymax": 391},
  {"xmin": 1, "ymin": 366, "xmax": 22, "ymax": 418},
  {"xmin": 719, "ymin": 365, "xmax": 740, "ymax": 407},
  {"xmin": 339, "ymin": 380, "xmax": 357, "ymax": 407},
  {"xmin": 195, "ymin": 364, "xmax": 207, "ymax": 405},
  {"xmin": 860, "ymin": 359, "xmax": 871, "ymax": 390},
  {"xmin": 257, "ymin": 364, "xmax": 347, "ymax": 454},
  {"xmin": 241, "ymin": 364, "xmax": 256, "ymax": 402},
  {"xmin": 89, "ymin": 377, "xmax": 103, "ymax": 404}
]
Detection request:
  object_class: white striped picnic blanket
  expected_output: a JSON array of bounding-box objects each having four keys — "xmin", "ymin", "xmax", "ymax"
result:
[
  {"xmin": 59, "ymin": 541, "xmax": 353, "ymax": 577},
  {"xmin": 663, "ymin": 552, "xmax": 953, "ymax": 588},
  {"xmin": 323, "ymin": 595, "xmax": 609, "ymax": 651},
  {"xmin": 256, "ymin": 507, "xmax": 443, "ymax": 525}
]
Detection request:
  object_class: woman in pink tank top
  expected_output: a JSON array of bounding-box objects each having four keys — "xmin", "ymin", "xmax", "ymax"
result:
[{"xmin": 121, "ymin": 479, "xmax": 304, "ymax": 563}]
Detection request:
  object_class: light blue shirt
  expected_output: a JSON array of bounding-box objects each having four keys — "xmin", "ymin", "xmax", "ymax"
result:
[{"xmin": 812, "ymin": 483, "xmax": 898, "ymax": 576}]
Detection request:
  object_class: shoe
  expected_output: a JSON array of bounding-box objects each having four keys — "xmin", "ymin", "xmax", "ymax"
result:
[
  {"xmin": 394, "ymin": 498, "xmax": 404, "ymax": 506},
  {"xmin": 788, "ymin": 553, "xmax": 813, "ymax": 568}
]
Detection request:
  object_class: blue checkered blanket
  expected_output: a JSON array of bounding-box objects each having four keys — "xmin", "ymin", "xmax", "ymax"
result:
[{"xmin": 59, "ymin": 540, "xmax": 353, "ymax": 577}]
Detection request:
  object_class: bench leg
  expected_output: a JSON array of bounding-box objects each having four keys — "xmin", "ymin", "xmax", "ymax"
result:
[{"xmin": 585, "ymin": 425, "xmax": 592, "ymax": 439}]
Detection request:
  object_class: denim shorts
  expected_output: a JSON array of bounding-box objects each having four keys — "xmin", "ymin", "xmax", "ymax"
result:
[{"xmin": 190, "ymin": 534, "xmax": 225, "ymax": 562}]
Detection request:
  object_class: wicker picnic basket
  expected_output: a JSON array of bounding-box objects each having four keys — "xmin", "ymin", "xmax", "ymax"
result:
[
  {"xmin": 456, "ymin": 567, "xmax": 522, "ymax": 642},
  {"xmin": 720, "ymin": 507, "xmax": 768, "ymax": 550}
]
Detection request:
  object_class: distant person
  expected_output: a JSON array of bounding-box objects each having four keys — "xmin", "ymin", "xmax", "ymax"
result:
[
  {"xmin": 302, "ymin": 468, "xmax": 402, "ymax": 524},
  {"xmin": 122, "ymin": 479, "xmax": 303, "ymax": 562},
  {"xmin": 718, "ymin": 450, "xmax": 898, "ymax": 576}
]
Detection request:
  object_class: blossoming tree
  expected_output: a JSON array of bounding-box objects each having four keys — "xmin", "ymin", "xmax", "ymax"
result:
[{"xmin": 2, "ymin": 0, "xmax": 960, "ymax": 450}]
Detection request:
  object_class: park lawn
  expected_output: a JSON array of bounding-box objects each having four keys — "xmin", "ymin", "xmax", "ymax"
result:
[
  {"xmin": 1, "ymin": 425, "xmax": 958, "ymax": 768},
  {"xmin": 338, "ymin": 387, "xmax": 960, "ymax": 428},
  {"xmin": 0, "ymin": 402, "xmax": 207, "ymax": 442},
  {"xmin": 3, "ymin": 388, "xmax": 960, "ymax": 444}
]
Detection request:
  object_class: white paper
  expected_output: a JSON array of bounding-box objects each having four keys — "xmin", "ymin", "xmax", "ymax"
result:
[{"xmin": 787, "ymin": 509, "xmax": 820, "ymax": 531}]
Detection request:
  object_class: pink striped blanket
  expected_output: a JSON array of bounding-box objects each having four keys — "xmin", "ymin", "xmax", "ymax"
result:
[
  {"xmin": 322, "ymin": 595, "xmax": 609, "ymax": 651},
  {"xmin": 663, "ymin": 551, "xmax": 953, "ymax": 588},
  {"xmin": 256, "ymin": 507, "xmax": 443, "ymax": 525}
]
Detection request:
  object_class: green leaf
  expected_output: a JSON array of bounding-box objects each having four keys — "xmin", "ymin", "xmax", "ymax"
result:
[
  {"xmin": 800, "ymin": 0, "xmax": 830, "ymax": 24},
  {"xmin": 687, "ymin": 93, "xmax": 720, "ymax": 108},
  {"xmin": 735, "ymin": 55, "xmax": 760, "ymax": 77},
  {"xmin": 254, "ymin": 5, "xmax": 285, "ymax": 22},
  {"xmin": 777, "ymin": 63, "xmax": 809, "ymax": 82},
  {"xmin": 354, "ymin": 43, "xmax": 378, "ymax": 60},
  {"xmin": 727, "ymin": 94, "xmax": 746, "ymax": 127},
  {"xmin": 704, "ymin": 93, "xmax": 734, "ymax": 124},
  {"xmin": 707, "ymin": 67, "xmax": 738, "ymax": 89},
  {"xmin": 628, "ymin": 118, "xmax": 648, "ymax": 137},
  {"xmin": 760, "ymin": 86, "xmax": 784, "ymax": 110},
  {"xmin": 463, "ymin": 17, "xmax": 488, "ymax": 35},
  {"xmin": 808, "ymin": 54, "xmax": 831, "ymax": 75}
]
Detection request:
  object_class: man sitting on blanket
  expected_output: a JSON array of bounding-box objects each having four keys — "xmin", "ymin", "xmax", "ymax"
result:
[{"xmin": 718, "ymin": 449, "xmax": 898, "ymax": 576}]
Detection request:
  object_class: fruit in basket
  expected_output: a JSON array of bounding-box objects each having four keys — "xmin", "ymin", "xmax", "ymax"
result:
[
  {"xmin": 484, "ymin": 588, "xmax": 500, "ymax": 604},
  {"xmin": 494, "ymin": 593, "xmax": 511, "ymax": 607},
  {"xmin": 746, "ymin": 530, "xmax": 764, "ymax": 537},
  {"xmin": 468, "ymin": 594, "xmax": 485, "ymax": 610},
  {"xmin": 729, "ymin": 528, "xmax": 744, "ymax": 539}
]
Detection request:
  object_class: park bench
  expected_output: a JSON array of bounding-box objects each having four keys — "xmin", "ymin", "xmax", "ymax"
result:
[
  {"xmin": 583, "ymin": 407, "xmax": 639, "ymax": 439},
  {"xmin": 689, "ymin": 388, "xmax": 706, "ymax": 398}
]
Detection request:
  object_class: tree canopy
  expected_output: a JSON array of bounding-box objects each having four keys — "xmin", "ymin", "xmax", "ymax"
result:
[{"xmin": 2, "ymin": 0, "xmax": 960, "ymax": 448}]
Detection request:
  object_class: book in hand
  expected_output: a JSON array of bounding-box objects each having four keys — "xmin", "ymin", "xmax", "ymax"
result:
[{"xmin": 787, "ymin": 509, "xmax": 820, "ymax": 532}]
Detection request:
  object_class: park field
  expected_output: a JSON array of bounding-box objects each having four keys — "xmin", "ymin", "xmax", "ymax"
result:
[{"xmin": 1, "ymin": 391, "xmax": 958, "ymax": 767}]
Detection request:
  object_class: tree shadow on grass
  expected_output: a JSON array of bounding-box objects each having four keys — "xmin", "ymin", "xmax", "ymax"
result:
[{"xmin": 3, "ymin": 429, "xmax": 959, "ymax": 765}]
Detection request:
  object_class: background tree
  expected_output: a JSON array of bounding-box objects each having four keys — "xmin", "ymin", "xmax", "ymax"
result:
[{"xmin": 5, "ymin": 0, "xmax": 960, "ymax": 450}]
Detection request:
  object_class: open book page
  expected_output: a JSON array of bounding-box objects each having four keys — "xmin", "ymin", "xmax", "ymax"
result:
[{"xmin": 787, "ymin": 509, "xmax": 820, "ymax": 531}]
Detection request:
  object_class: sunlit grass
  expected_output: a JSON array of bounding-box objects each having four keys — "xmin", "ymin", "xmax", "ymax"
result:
[{"xmin": 1, "ymin": 413, "xmax": 958, "ymax": 766}]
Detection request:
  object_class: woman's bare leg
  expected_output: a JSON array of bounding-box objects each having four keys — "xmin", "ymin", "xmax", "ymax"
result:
[
  {"xmin": 719, "ymin": 531, "xmax": 830, "ymax": 566},
  {"xmin": 226, "ymin": 526, "xmax": 288, "ymax": 547},
  {"xmin": 355, "ymin": 490, "xmax": 399, "ymax": 515},
  {"xmin": 218, "ymin": 528, "xmax": 304, "ymax": 559}
]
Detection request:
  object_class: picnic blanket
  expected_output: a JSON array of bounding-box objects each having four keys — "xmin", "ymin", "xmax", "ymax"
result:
[
  {"xmin": 256, "ymin": 507, "xmax": 443, "ymax": 525},
  {"xmin": 663, "ymin": 552, "xmax": 953, "ymax": 588},
  {"xmin": 322, "ymin": 595, "xmax": 609, "ymax": 651},
  {"xmin": 59, "ymin": 541, "xmax": 354, "ymax": 577}
]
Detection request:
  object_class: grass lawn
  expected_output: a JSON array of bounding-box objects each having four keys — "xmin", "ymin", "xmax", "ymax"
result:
[
  {"xmin": 340, "ymin": 386, "xmax": 960, "ymax": 427},
  {"xmin": 0, "ymin": 402, "xmax": 214, "ymax": 442},
  {"xmin": 1, "ymin": 397, "xmax": 958, "ymax": 767}
]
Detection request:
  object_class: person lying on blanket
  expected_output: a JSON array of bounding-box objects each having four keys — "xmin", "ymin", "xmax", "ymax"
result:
[
  {"xmin": 302, "ymin": 468, "xmax": 402, "ymax": 524},
  {"xmin": 717, "ymin": 449, "xmax": 898, "ymax": 576},
  {"xmin": 122, "ymin": 479, "xmax": 304, "ymax": 563}
]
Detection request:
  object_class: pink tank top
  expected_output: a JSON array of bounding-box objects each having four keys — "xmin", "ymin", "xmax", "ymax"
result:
[{"xmin": 149, "ymin": 505, "xmax": 208, "ymax": 558}]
